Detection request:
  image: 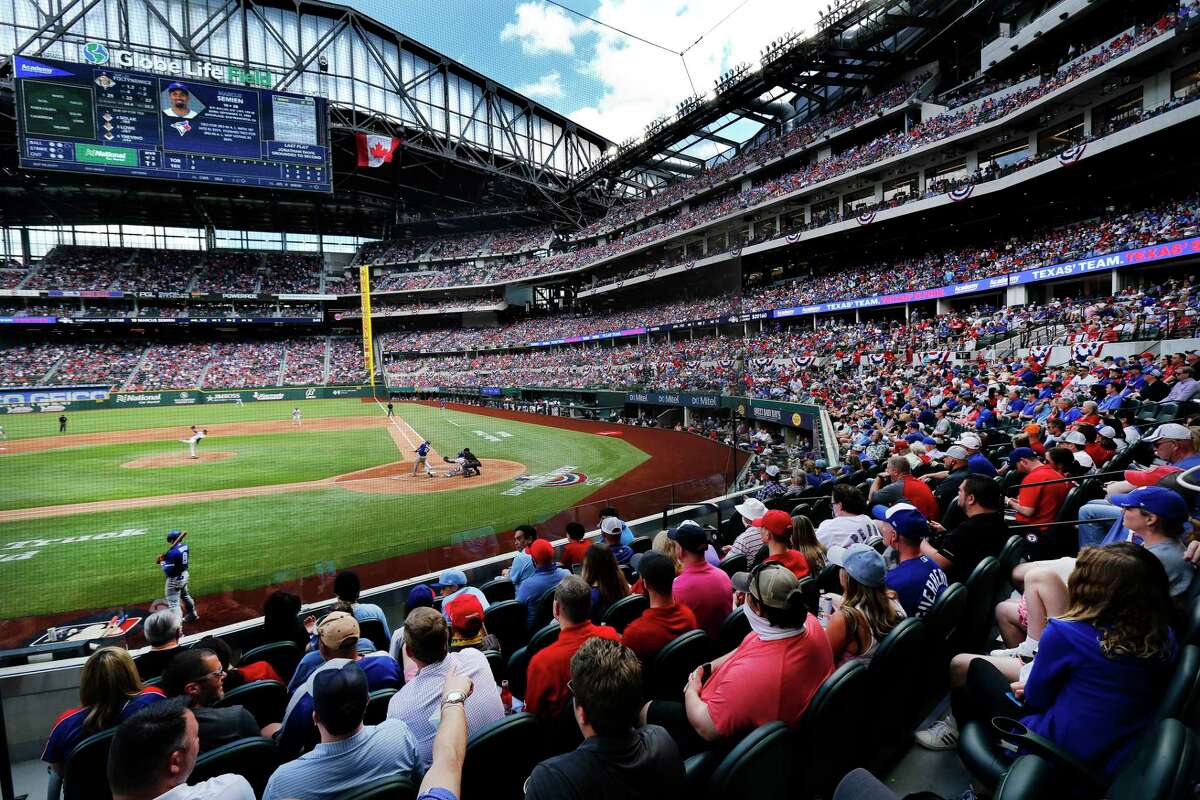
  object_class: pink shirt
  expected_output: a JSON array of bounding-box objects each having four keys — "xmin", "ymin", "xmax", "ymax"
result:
[
  {"xmin": 701, "ymin": 614, "xmax": 834, "ymax": 737},
  {"xmin": 672, "ymin": 562, "xmax": 733, "ymax": 638}
]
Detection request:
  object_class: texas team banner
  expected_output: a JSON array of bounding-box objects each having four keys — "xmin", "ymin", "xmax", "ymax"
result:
[{"xmin": 359, "ymin": 266, "xmax": 375, "ymax": 387}]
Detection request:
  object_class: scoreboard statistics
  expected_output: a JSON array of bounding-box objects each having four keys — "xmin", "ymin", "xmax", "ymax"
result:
[{"xmin": 13, "ymin": 55, "xmax": 332, "ymax": 193}]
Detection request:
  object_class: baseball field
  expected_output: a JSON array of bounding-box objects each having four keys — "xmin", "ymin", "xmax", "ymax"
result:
[{"xmin": 0, "ymin": 398, "xmax": 738, "ymax": 646}]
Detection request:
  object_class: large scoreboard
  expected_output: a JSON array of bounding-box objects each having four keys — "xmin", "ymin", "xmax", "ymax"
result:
[{"xmin": 13, "ymin": 55, "xmax": 331, "ymax": 193}]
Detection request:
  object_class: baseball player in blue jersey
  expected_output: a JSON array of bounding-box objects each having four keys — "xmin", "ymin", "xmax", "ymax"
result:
[
  {"xmin": 412, "ymin": 440, "xmax": 434, "ymax": 477},
  {"xmin": 157, "ymin": 530, "xmax": 198, "ymax": 622}
]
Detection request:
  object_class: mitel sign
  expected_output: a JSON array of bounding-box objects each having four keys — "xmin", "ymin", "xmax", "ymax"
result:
[{"xmin": 79, "ymin": 41, "xmax": 274, "ymax": 88}]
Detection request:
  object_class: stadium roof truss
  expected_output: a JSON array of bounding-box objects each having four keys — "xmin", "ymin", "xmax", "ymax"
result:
[
  {"xmin": 567, "ymin": 0, "xmax": 965, "ymax": 208},
  {"xmin": 0, "ymin": 0, "xmax": 612, "ymax": 220}
]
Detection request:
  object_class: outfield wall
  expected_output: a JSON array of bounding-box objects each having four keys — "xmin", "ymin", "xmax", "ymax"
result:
[{"xmin": 0, "ymin": 384, "xmax": 376, "ymax": 413}]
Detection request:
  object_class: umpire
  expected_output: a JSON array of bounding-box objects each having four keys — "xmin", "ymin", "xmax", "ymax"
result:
[{"xmin": 158, "ymin": 530, "xmax": 198, "ymax": 623}]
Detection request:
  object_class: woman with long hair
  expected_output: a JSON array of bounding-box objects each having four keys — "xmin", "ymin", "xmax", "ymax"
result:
[
  {"xmin": 262, "ymin": 589, "xmax": 313, "ymax": 651},
  {"xmin": 42, "ymin": 647, "xmax": 166, "ymax": 798},
  {"xmin": 933, "ymin": 543, "xmax": 1177, "ymax": 775},
  {"xmin": 582, "ymin": 542, "xmax": 630, "ymax": 624},
  {"xmin": 792, "ymin": 514, "xmax": 827, "ymax": 574},
  {"xmin": 824, "ymin": 544, "xmax": 905, "ymax": 665}
]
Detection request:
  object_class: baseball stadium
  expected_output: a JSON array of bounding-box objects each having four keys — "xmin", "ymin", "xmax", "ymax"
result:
[{"xmin": 1, "ymin": 0, "xmax": 1200, "ymax": 797}]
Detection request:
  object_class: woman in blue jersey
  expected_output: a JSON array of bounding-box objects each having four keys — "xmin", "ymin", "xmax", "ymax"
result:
[{"xmin": 43, "ymin": 646, "xmax": 166, "ymax": 799}]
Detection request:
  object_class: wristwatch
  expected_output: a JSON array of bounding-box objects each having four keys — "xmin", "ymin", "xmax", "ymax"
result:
[{"xmin": 442, "ymin": 691, "xmax": 468, "ymax": 707}]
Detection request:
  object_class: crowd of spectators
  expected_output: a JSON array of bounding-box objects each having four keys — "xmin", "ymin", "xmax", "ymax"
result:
[
  {"xmin": 52, "ymin": 342, "xmax": 145, "ymax": 388},
  {"xmin": 194, "ymin": 252, "xmax": 260, "ymax": 293},
  {"xmin": 203, "ymin": 342, "xmax": 286, "ymax": 388},
  {"xmin": 261, "ymin": 253, "xmax": 324, "ymax": 294},
  {"xmin": 327, "ymin": 337, "xmax": 370, "ymax": 384},
  {"xmin": 23, "ymin": 246, "xmax": 132, "ymax": 290},
  {"xmin": 109, "ymin": 250, "xmax": 199, "ymax": 293},
  {"xmin": 127, "ymin": 343, "xmax": 217, "ymax": 390},
  {"xmin": 0, "ymin": 342, "xmax": 67, "ymax": 385},
  {"xmin": 283, "ymin": 338, "xmax": 328, "ymax": 386}
]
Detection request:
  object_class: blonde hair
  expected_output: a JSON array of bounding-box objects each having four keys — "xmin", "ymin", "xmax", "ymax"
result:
[
  {"xmin": 840, "ymin": 576, "xmax": 902, "ymax": 650},
  {"xmin": 791, "ymin": 515, "xmax": 827, "ymax": 573},
  {"xmin": 651, "ymin": 531, "xmax": 683, "ymax": 575},
  {"xmin": 1060, "ymin": 544, "xmax": 1173, "ymax": 660},
  {"xmin": 80, "ymin": 647, "xmax": 144, "ymax": 734}
]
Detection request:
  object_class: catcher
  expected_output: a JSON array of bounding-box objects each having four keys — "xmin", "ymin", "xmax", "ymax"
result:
[
  {"xmin": 157, "ymin": 529, "xmax": 198, "ymax": 623},
  {"xmin": 442, "ymin": 447, "xmax": 482, "ymax": 478}
]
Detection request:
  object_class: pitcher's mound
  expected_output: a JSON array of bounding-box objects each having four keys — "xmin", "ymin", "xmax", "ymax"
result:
[
  {"xmin": 122, "ymin": 452, "xmax": 237, "ymax": 469},
  {"xmin": 334, "ymin": 458, "xmax": 526, "ymax": 495}
]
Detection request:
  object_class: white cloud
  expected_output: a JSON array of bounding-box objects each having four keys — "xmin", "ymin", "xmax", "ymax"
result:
[
  {"xmin": 519, "ymin": 71, "xmax": 565, "ymax": 99},
  {"xmin": 565, "ymin": 0, "xmax": 821, "ymax": 142},
  {"xmin": 500, "ymin": 2, "xmax": 590, "ymax": 56}
]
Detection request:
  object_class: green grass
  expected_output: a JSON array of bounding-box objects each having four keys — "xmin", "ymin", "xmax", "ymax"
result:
[
  {"xmin": 1, "ymin": 398, "xmax": 379, "ymax": 440},
  {"xmin": 0, "ymin": 428, "xmax": 399, "ymax": 510},
  {"xmin": 0, "ymin": 402, "xmax": 650, "ymax": 618}
]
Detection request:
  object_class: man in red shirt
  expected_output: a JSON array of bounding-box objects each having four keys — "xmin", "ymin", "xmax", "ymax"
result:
[
  {"xmin": 559, "ymin": 522, "xmax": 590, "ymax": 571},
  {"xmin": 869, "ymin": 456, "xmax": 939, "ymax": 522},
  {"xmin": 1006, "ymin": 447, "xmax": 1070, "ymax": 531},
  {"xmin": 523, "ymin": 575, "xmax": 620, "ymax": 722},
  {"xmin": 622, "ymin": 552, "xmax": 698, "ymax": 664},
  {"xmin": 754, "ymin": 510, "xmax": 810, "ymax": 578}
]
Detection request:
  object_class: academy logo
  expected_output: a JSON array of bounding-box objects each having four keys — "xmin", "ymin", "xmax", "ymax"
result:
[
  {"xmin": 502, "ymin": 465, "xmax": 610, "ymax": 496},
  {"xmin": 82, "ymin": 42, "xmax": 110, "ymax": 65}
]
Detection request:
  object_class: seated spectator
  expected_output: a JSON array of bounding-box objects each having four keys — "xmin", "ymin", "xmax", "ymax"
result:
[
  {"xmin": 869, "ymin": 456, "xmax": 939, "ymax": 521},
  {"xmin": 875, "ymin": 504, "xmax": 947, "ymax": 617},
  {"xmin": 262, "ymin": 590, "xmax": 313, "ymax": 652},
  {"xmin": 525, "ymin": 639, "xmax": 685, "ymax": 799},
  {"xmin": 927, "ymin": 445, "xmax": 971, "ymax": 515},
  {"xmin": 755, "ymin": 509, "xmax": 811, "ymax": 578},
  {"xmin": 333, "ymin": 571, "xmax": 392, "ymax": 643},
  {"xmin": 433, "ymin": 569, "xmax": 490, "ymax": 618},
  {"xmin": 109, "ymin": 699, "xmax": 254, "ymax": 800},
  {"xmin": 516, "ymin": 539, "xmax": 571, "ymax": 628},
  {"xmin": 600, "ymin": 518, "xmax": 634, "ymax": 565},
  {"xmin": 621, "ymin": 552, "xmax": 699, "ymax": 664},
  {"xmin": 278, "ymin": 612, "xmax": 401, "ymax": 757},
  {"xmin": 824, "ymin": 544, "xmax": 906, "ymax": 665},
  {"xmin": 644, "ymin": 563, "xmax": 833, "ymax": 755},
  {"xmin": 582, "ymin": 543, "xmax": 631, "ymax": 623},
  {"xmin": 524, "ymin": 576, "xmax": 620, "ymax": 722},
  {"xmin": 196, "ymin": 635, "xmax": 282, "ymax": 691},
  {"xmin": 816, "ymin": 484, "xmax": 881, "ymax": 548},
  {"xmin": 44, "ymin": 647, "xmax": 166, "ymax": 800},
  {"xmin": 923, "ymin": 475, "xmax": 1011, "ymax": 584},
  {"xmin": 408, "ymin": 666, "xmax": 475, "ymax": 800},
  {"xmin": 669, "ymin": 521, "xmax": 733, "ymax": 638},
  {"xmin": 161, "ymin": 649, "xmax": 276, "ymax": 752},
  {"xmin": 792, "ymin": 515, "xmax": 828, "ymax": 574},
  {"xmin": 265, "ymin": 663, "xmax": 421, "ymax": 800},
  {"xmin": 599, "ymin": 506, "xmax": 636, "ymax": 546},
  {"xmin": 387, "ymin": 607, "xmax": 504, "ymax": 769},
  {"xmin": 939, "ymin": 543, "xmax": 1176, "ymax": 778},
  {"xmin": 445, "ymin": 593, "xmax": 501, "ymax": 652},
  {"xmin": 956, "ymin": 433, "xmax": 998, "ymax": 478},
  {"xmin": 389, "ymin": 584, "xmax": 436, "ymax": 663},
  {"xmin": 504, "ymin": 525, "xmax": 539, "ymax": 586},
  {"xmin": 1005, "ymin": 447, "xmax": 1072, "ymax": 554},
  {"xmin": 136, "ymin": 609, "xmax": 185, "ymax": 680},
  {"xmin": 560, "ymin": 522, "xmax": 590, "ymax": 570}
]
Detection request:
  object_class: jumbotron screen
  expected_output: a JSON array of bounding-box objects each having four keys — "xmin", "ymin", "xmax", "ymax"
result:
[{"xmin": 13, "ymin": 54, "xmax": 331, "ymax": 193}]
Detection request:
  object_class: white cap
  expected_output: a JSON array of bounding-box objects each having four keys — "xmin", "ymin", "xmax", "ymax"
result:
[
  {"xmin": 1063, "ymin": 431, "xmax": 1087, "ymax": 446},
  {"xmin": 945, "ymin": 445, "xmax": 969, "ymax": 461},
  {"xmin": 1143, "ymin": 422, "xmax": 1193, "ymax": 443},
  {"xmin": 1073, "ymin": 451, "xmax": 1095, "ymax": 468},
  {"xmin": 955, "ymin": 433, "xmax": 982, "ymax": 450},
  {"xmin": 600, "ymin": 517, "xmax": 624, "ymax": 536},
  {"xmin": 735, "ymin": 497, "xmax": 767, "ymax": 522},
  {"xmin": 765, "ymin": 465, "xmax": 781, "ymax": 477},
  {"xmin": 1097, "ymin": 425, "xmax": 1117, "ymax": 439}
]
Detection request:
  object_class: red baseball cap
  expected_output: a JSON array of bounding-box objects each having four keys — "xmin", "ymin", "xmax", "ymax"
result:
[
  {"xmin": 445, "ymin": 594, "xmax": 485, "ymax": 632},
  {"xmin": 1124, "ymin": 465, "xmax": 1181, "ymax": 487},
  {"xmin": 753, "ymin": 509, "xmax": 793, "ymax": 538},
  {"xmin": 528, "ymin": 538, "xmax": 554, "ymax": 565}
]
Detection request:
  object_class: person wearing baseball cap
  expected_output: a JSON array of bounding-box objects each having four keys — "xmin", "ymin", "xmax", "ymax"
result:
[
  {"xmin": 515, "ymin": 538, "xmax": 569, "ymax": 629},
  {"xmin": 432, "ymin": 568, "xmax": 491, "ymax": 617},
  {"xmin": 669, "ymin": 520, "xmax": 732, "ymax": 639},
  {"xmin": 954, "ymin": 432, "xmax": 998, "ymax": 478},
  {"xmin": 644, "ymin": 563, "xmax": 832, "ymax": 754},
  {"xmin": 599, "ymin": 506, "xmax": 635, "ymax": 546},
  {"xmin": 162, "ymin": 82, "xmax": 199, "ymax": 119},
  {"xmin": 277, "ymin": 611, "xmax": 401, "ymax": 759},
  {"xmin": 1004, "ymin": 447, "xmax": 1070, "ymax": 544},
  {"xmin": 621, "ymin": 551, "xmax": 699, "ymax": 664},
  {"xmin": 264, "ymin": 661, "xmax": 421, "ymax": 800},
  {"xmin": 600, "ymin": 516, "xmax": 634, "ymax": 566},
  {"xmin": 925, "ymin": 444, "xmax": 971, "ymax": 516},
  {"xmin": 444, "ymin": 593, "xmax": 499, "ymax": 652},
  {"xmin": 824, "ymin": 543, "xmax": 905, "ymax": 666},
  {"xmin": 868, "ymin": 455, "xmax": 939, "ymax": 522},
  {"xmin": 1109, "ymin": 487, "xmax": 1196, "ymax": 596},
  {"xmin": 873, "ymin": 505, "xmax": 947, "ymax": 618},
  {"xmin": 754, "ymin": 464, "xmax": 787, "ymax": 502},
  {"xmin": 1143, "ymin": 423, "xmax": 1200, "ymax": 469},
  {"xmin": 754, "ymin": 509, "xmax": 810, "ymax": 578}
]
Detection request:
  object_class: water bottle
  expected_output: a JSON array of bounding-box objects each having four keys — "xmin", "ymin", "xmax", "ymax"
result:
[
  {"xmin": 819, "ymin": 592, "xmax": 834, "ymax": 619},
  {"xmin": 500, "ymin": 680, "xmax": 513, "ymax": 715}
]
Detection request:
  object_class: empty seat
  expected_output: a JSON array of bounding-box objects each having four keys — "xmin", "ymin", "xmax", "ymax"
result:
[
  {"xmin": 190, "ymin": 736, "xmax": 281, "ymax": 797},
  {"xmin": 629, "ymin": 536, "xmax": 653, "ymax": 554},
  {"xmin": 793, "ymin": 662, "xmax": 869, "ymax": 798},
  {"xmin": 601, "ymin": 593, "xmax": 648, "ymax": 633},
  {"xmin": 706, "ymin": 721, "xmax": 793, "ymax": 799},
  {"xmin": 865, "ymin": 618, "xmax": 927, "ymax": 768},
  {"xmin": 482, "ymin": 649, "xmax": 505, "ymax": 685},
  {"xmin": 531, "ymin": 587, "xmax": 557, "ymax": 632},
  {"xmin": 505, "ymin": 622, "xmax": 560, "ymax": 700},
  {"xmin": 462, "ymin": 713, "xmax": 543, "ymax": 800},
  {"xmin": 332, "ymin": 774, "xmax": 418, "ymax": 800},
  {"xmin": 647, "ymin": 630, "xmax": 710, "ymax": 700},
  {"xmin": 993, "ymin": 535, "xmax": 1026, "ymax": 607},
  {"xmin": 956, "ymin": 556, "xmax": 1000, "ymax": 655},
  {"xmin": 214, "ymin": 679, "xmax": 288, "ymax": 728},
  {"xmin": 717, "ymin": 552, "xmax": 747, "ymax": 578},
  {"xmin": 483, "ymin": 600, "xmax": 528, "ymax": 654},
  {"xmin": 365, "ymin": 688, "xmax": 397, "ymax": 725},
  {"xmin": 479, "ymin": 576, "xmax": 516, "ymax": 603}
]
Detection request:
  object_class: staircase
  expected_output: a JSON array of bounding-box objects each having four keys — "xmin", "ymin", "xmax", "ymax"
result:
[
  {"xmin": 322, "ymin": 337, "xmax": 333, "ymax": 385},
  {"xmin": 40, "ymin": 353, "xmax": 68, "ymax": 384},
  {"xmin": 14, "ymin": 262, "xmax": 40, "ymax": 290},
  {"xmin": 121, "ymin": 347, "xmax": 153, "ymax": 390},
  {"xmin": 197, "ymin": 361, "xmax": 214, "ymax": 389},
  {"xmin": 276, "ymin": 348, "xmax": 287, "ymax": 386}
]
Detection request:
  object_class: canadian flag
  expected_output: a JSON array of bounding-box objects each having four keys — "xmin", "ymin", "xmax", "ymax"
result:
[{"xmin": 356, "ymin": 133, "xmax": 400, "ymax": 168}]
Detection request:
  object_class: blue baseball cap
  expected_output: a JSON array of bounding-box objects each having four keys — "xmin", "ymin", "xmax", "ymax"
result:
[
  {"xmin": 872, "ymin": 503, "xmax": 929, "ymax": 541},
  {"xmin": 433, "ymin": 569, "xmax": 468, "ymax": 589},
  {"xmin": 827, "ymin": 543, "xmax": 886, "ymax": 588},
  {"xmin": 1109, "ymin": 487, "xmax": 1190, "ymax": 524},
  {"xmin": 406, "ymin": 584, "xmax": 434, "ymax": 608},
  {"xmin": 166, "ymin": 529, "xmax": 183, "ymax": 542},
  {"xmin": 1007, "ymin": 447, "xmax": 1037, "ymax": 467},
  {"xmin": 165, "ymin": 82, "xmax": 189, "ymax": 93}
]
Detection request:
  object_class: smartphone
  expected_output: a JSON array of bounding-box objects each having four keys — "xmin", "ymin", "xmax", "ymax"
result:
[
  {"xmin": 1005, "ymin": 691, "xmax": 1025, "ymax": 707},
  {"xmin": 701, "ymin": 663, "xmax": 712, "ymax": 683}
]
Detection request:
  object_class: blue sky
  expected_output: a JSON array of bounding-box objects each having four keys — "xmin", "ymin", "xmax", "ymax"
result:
[{"xmin": 351, "ymin": 0, "xmax": 820, "ymax": 143}]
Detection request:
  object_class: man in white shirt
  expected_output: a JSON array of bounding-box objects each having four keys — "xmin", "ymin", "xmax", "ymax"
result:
[
  {"xmin": 387, "ymin": 607, "xmax": 504, "ymax": 768},
  {"xmin": 109, "ymin": 699, "xmax": 254, "ymax": 800},
  {"xmin": 815, "ymin": 484, "xmax": 880, "ymax": 549}
]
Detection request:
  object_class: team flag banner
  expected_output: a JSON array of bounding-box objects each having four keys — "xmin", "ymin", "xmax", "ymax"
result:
[
  {"xmin": 785, "ymin": 233, "xmax": 801, "ymax": 243},
  {"xmin": 868, "ymin": 353, "xmax": 888, "ymax": 366},
  {"xmin": 356, "ymin": 133, "xmax": 400, "ymax": 168},
  {"xmin": 1029, "ymin": 346, "xmax": 1053, "ymax": 365},
  {"xmin": 359, "ymin": 266, "xmax": 375, "ymax": 387},
  {"xmin": 792, "ymin": 355, "xmax": 816, "ymax": 368},
  {"xmin": 1072, "ymin": 341, "xmax": 1104, "ymax": 362}
]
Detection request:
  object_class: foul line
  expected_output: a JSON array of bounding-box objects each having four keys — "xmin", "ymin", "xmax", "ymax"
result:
[{"xmin": 374, "ymin": 399, "xmax": 441, "ymax": 461}]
